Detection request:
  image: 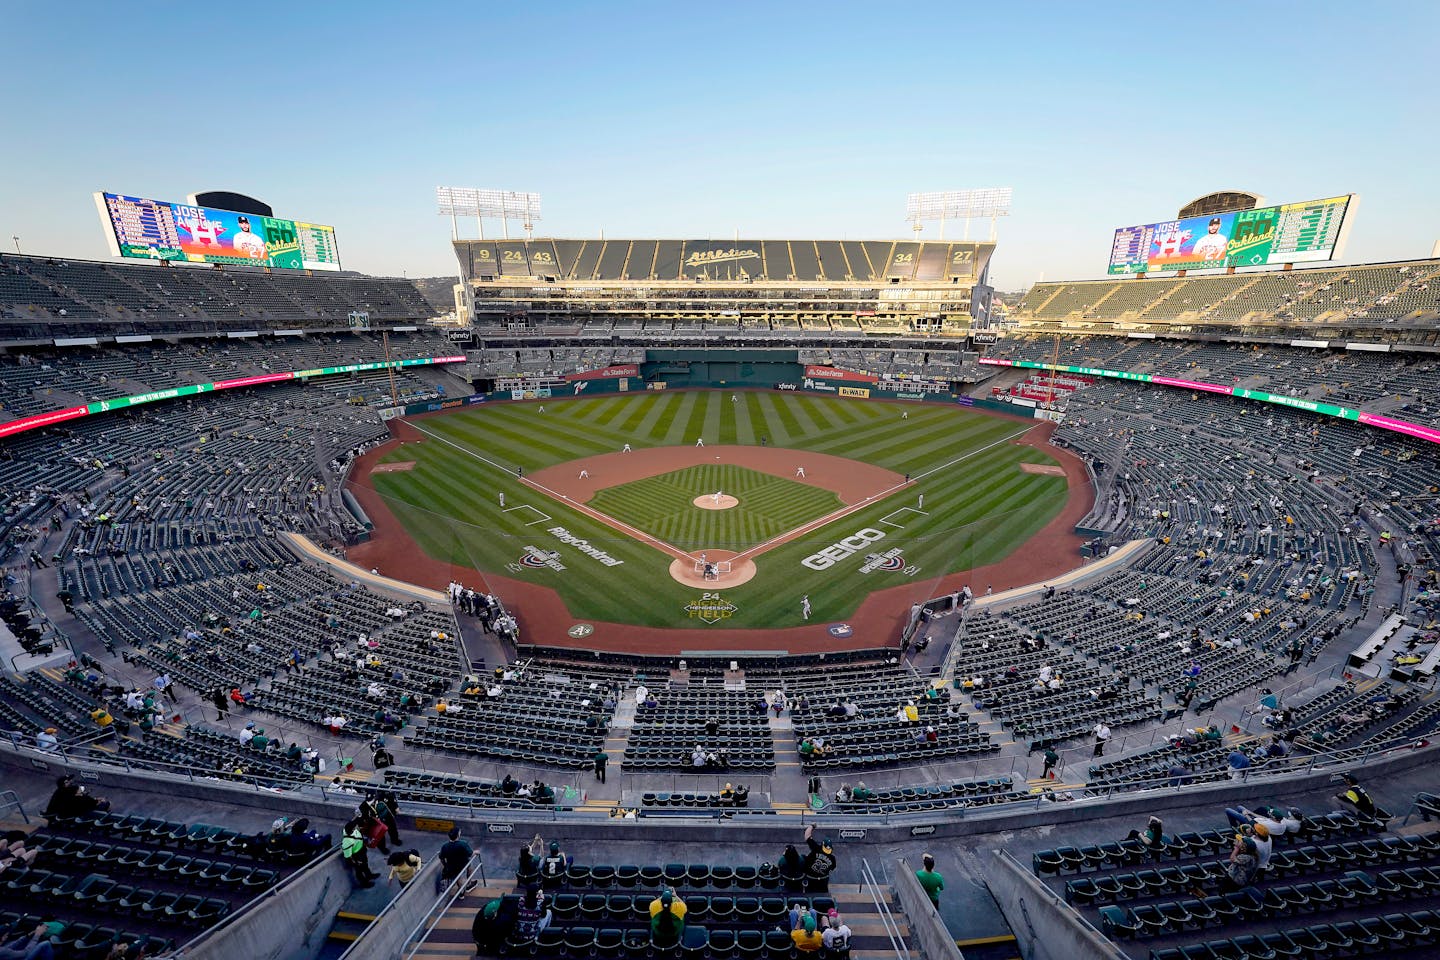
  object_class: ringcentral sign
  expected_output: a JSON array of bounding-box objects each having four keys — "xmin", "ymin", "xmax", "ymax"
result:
[{"xmin": 801, "ymin": 528, "xmax": 886, "ymax": 570}]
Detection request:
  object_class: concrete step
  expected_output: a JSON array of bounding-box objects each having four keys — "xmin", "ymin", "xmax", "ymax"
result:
[{"xmin": 326, "ymin": 910, "xmax": 377, "ymax": 943}]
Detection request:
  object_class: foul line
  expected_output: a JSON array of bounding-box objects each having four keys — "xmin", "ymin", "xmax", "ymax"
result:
[
  {"xmin": 405, "ymin": 421, "xmax": 694, "ymax": 563},
  {"xmin": 729, "ymin": 422, "xmax": 1039, "ymax": 563},
  {"xmin": 406, "ymin": 418, "xmax": 1042, "ymax": 568}
]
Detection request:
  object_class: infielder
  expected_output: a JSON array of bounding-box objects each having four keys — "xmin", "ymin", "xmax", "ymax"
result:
[
  {"xmin": 580, "ymin": 469, "xmax": 590, "ymax": 479},
  {"xmin": 796, "ymin": 466, "xmax": 806, "ymax": 478},
  {"xmin": 695, "ymin": 438, "xmax": 705, "ymax": 447},
  {"xmin": 622, "ymin": 443, "xmax": 631, "ymax": 452}
]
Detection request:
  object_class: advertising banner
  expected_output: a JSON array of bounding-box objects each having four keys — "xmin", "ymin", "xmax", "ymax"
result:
[
  {"xmin": 564, "ymin": 365, "xmax": 640, "ymax": 382},
  {"xmin": 803, "ymin": 365, "xmax": 878, "ymax": 384}
]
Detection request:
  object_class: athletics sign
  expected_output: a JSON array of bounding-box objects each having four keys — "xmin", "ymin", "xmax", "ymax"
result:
[{"xmin": 684, "ymin": 592, "xmax": 738, "ymax": 624}]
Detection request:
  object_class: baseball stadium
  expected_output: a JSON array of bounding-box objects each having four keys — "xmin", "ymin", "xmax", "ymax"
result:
[{"xmin": 2, "ymin": 8, "xmax": 1440, "ymax": 960}]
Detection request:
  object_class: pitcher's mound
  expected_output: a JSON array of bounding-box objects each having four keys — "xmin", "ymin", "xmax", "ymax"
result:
[
  {"xmin": 669, "ymin": 555, "xmax": 758, "ymax": 588},
  {"xmin": 693, "ymin": 494, "xmax": 739, "ymax": 510}
]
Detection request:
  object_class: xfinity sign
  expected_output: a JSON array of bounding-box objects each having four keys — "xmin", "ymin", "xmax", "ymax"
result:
[{"xmin": 801, "ymin": 528, "xmax": 886, "ymax": 570}]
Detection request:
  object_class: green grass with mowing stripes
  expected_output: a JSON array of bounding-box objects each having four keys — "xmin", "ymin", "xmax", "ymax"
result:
[
  {"xmin": 587, "ymin": 464, "xmax": 842, "ymax": 552},
  {"xmin": 366, "ymin": 391, "xmax": 1073, "ymax": 629}
]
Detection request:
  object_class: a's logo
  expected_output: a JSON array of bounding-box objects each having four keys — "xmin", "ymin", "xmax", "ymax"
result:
[
  {"xmin": 567, "ymin": 624, "xmax": 595, "ymax": 639},
  {"xmin": 684, "ymin": 248, "xmax": 759, "ymax": 268},
  {"xmin": 684, "ymin": 592, "xmax": 738, "ymax": 624},
  {"xmin": 828, "ymin": 624, "xmax": 854, "ymax": 638},
  {"xmin": 802, "ymin": 528, "xmax": 886, "ymax": 570}
]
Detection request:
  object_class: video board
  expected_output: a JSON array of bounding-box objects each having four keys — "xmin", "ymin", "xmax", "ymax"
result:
[
  {"xmin": 95, "ymin": 192, "xmax": 341, "ymax": 271},
  {"xmin": 1108, "ymin": 195, "xmax": 1353, "ymax": 275}
]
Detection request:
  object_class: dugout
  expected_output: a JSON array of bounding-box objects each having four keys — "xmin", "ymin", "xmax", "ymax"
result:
[{"xmin": 641, "ymin": 349, "xmax": 800, "ymax": 388}]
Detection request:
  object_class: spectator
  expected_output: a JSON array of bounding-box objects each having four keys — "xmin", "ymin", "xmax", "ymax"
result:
[
  {"xmin": 540, "ymin": 841, "xmax": 567, "ymax": 889},
  {"xmin": 285, "ymin": 818, "xmax": 330, "ymax": 856},
  {"xmin": 1127, "ymin": 816, "xmax": 1165, "ymax": 852},
  {"xmin": 374, "ymin": 790, "xmax": 402, "ymax": 844},
  {"xmin": 34, "ymin": 728, "xmax": 58, "ymax": 753},
  {"xmin": 1249, "ymin": 822, "xmax": 1273, "ymax": 870},
  {"xmin": 822, "ymin": 913, "xmax": 852, "ymax": 952},
  {"xmin": 791, "ymin": 913, "xmax": 824, "ymax": 952},
  {"xmin": 387, "ymin": 849, "xmax": 423, "ymax": 886},
  {"xmin": 915, "ymin": 853, "xmax": 945, "ymax": 907},
  {"xmin": 1041, "ymin": 746, "xmax": 1060, "ymax": 780},
  {"xmin": 1221, "ymin": 836, "xmax": 1259, "ymax": 891},
  {"xmin": 43, "ymin": 775, "xmax": 109, "ymax": 818},
  {"xmin": 777, "ymin": 844, "xmax": 805, "ymax": 882},
  {"xmin": 0, "ymin": 837, "xmax": 40, "ymax": 875},
  {"xmin": 518, "ymin": 846, "xmax": 541, "ymax": 892},
  {"xmin": 1336, "ymin": 773, "xmax": 1378, "ymax": 817},
  {"xmin": 473, "ymin": 896, "xmax": 517, "ymax": 955},
  {"xmin": 436, "ymin": 827, "xmax": 473, "ymax": 894},
  {"xmin": 514, "ymin": 889, "xmax": 552, "ymax": 942},
  {"xmin": 649, "ymin": 888, "xmax": 687, "ymax": 948},
  {"xmin": 0, "ymin": 921, "xmax": 56, "ymax": 960},
  {"xmin": 802, "ymin": 824, "xmax": 837, "ymax": 888}
]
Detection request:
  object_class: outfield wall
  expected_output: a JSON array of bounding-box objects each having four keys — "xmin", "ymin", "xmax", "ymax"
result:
[{"xmin": 642, "ymin": 349, "xmax": 801, "ymax": 388}]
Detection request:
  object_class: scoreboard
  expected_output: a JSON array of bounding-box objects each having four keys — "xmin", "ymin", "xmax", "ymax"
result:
[
  {"xmin": 95, "ymin": 192, "xmax": 342, "ymax": 272},
  {"xmin": 1107, "ymin": 195, "xmax": 1354, "ymax": 275}
]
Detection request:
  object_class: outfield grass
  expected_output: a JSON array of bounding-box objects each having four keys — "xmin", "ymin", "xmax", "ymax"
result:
[
  {"xmin": 587, "ymin": 464, "xmax": 841, "ymax": 551},
  {"xmin": 366, "ymin": 391, "xmax": 1071, "ymax": 628}
]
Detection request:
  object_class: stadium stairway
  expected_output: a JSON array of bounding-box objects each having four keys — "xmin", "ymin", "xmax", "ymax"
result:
[{"xmin": 410, "ymin": 881, "xmax": 912, "ymax": 960}]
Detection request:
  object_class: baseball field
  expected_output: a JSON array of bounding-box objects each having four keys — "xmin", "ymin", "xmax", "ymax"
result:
[{"xmin": 356, "ymin": 390, "xmax": 1073, "ymax": 630}]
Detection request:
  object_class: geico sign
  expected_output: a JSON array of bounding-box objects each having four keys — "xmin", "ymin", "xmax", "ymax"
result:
[{"xmin": 802, "ymin": 528, "xmax": 886, "ymax": 570}]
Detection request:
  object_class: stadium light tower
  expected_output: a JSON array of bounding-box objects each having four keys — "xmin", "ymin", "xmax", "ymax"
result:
[
  {"xmin": 906, "ymin": 188, "xmax": 1012, "ymax": 241},
  {"xmin": 436, "ymin": 187, "xmax": 543, "ymax": 241}
]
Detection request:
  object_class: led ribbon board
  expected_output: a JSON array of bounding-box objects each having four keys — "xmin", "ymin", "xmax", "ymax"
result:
[
  {"xmin": 0, "ymin": 356, "xmax": 466, "ymax": 440},
  {"xmin": 979, "ymin": 357, "xmax": 1440, "ymax": 444}
]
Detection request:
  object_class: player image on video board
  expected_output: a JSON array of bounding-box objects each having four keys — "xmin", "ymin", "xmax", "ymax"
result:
[{"xmin": 1148, "ymin": 211, "xmax": 1237, "ymax": 270}]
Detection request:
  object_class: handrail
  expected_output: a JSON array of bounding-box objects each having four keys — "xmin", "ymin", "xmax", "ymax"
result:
[
  {"xmin": 398, "ymin": 855, "xmax": 486, "ymax": 960},
  {"xmin": 860, "ymin": 856, "xmax": 910, "ymax": 960},
  {"xmin": 0, "ymin": 723, "xmax": 1430, "ymax": 830},
  {"xmin": 0, "ymin": 789, "xmax": 28, "ymax": 824}
]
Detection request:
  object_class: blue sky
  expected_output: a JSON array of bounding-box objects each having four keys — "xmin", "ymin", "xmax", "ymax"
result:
[{"xmin": 3, "ymin": 1, "xmax": 1437, "ymax": 290}]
